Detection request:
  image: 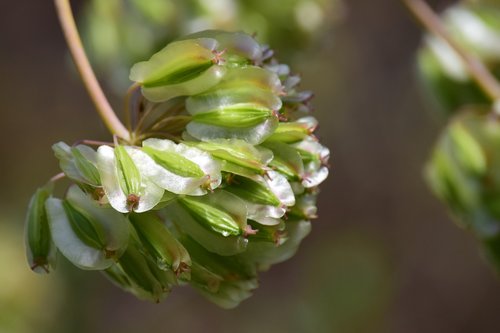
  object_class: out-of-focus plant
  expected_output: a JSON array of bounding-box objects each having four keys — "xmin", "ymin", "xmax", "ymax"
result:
[
  {"xmin": 25, "ymin": 0, "xmax": 330, "ymax": 308},
  {"xmin": 407, "ymin": 0, "xmax": 500, "ymax": 270},
  {"xmin": 417, "ymin": 1, "xmax": 500, "ymax": 115},
  {"xmin": 81, "ymin": 0, "xmax": 343, "ymax": 91}
]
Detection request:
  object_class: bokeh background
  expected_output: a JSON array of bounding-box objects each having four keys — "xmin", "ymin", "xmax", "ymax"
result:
[{"xmin": 1, "ymin": 0, "xmax": 500, "ymax": 332}]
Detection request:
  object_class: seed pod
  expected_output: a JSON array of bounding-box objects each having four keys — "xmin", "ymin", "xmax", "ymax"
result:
[
  {"xmin": 25, "ymin": 185, "xmax": 56, "ymax": 274},
  {"xmin": 45, "ymin": 186, "xmax": 129, "ymax": 270},
  {"xmin": 224, "ymin": 171, "xmax": 295, "ymax": 225},
  {"xmin": 265, "ymin": 117, "xmax": 318, "ymax": 144},
  {"xmin": 130, "ymin": 38, "xmax": 226, "ymax": 102},
  {"xmin": 262, "ymin": 141, "xmax": 304, "ymax": 181},
  {"xmin": 129, "ymin": 212, "xmax": 191, "ymax": 280},
  {"xmin": 291, "ymin": 136, "xmax": 330, "ymax": 188},
  {"xmin": 185, "ymin": 66, "xmax": 282, "ymax": 144},
  {"xmin": 240, "ymin": 219, "xmax": 312, "ymax": 271},
  {"xmin": 97, "ymin": 145, "xmax": 164, "ymax": 213},
  {"xmin": 109, "ymin": 235, "xmax": 167, "ymax": 302},
  {"xmin": 165, "ymin": 190, "xmax": 248, "ymax": 255},
  {"xmin": 135, "ymin": 138, "xmax": 221, "ymax": 195},
  {"xmin": 191, "ymin": 139, "xmax": 272, "ymax": 177},
  {"xmin": 52, "ymin": 142, "xmax": 101, "ymax": 188},
  {"xmin": 180, "ymin": 234, "xmax": 258, "ymax": 309}
]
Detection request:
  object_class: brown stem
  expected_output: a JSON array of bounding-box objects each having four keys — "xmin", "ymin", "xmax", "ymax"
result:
[{"xmin": 54, "ymin": 0, "xmax": 130, "ymax": 140}]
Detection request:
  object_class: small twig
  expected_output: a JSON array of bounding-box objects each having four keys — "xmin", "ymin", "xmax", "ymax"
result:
[
  {"xmin": 54, "ymin": 0, "xmax": 130, "ymax": 141},
  {"xmin": 403, "ymin": 0, "xmax": 500, "ymax": 101},
  {"xmin": 72, "ymin": 139, "xmax": 114, "ymax": 147},
  {"xmin": 124, "ymin": 83, "xmax": 140, "ymax": 133},
  {"xmin": 49, "ymin": 172, "xmax": 66, "ymax": 183}
]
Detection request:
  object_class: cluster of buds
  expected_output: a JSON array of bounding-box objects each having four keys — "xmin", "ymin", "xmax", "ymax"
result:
[{"xmin": 25, "ymin": 30, "xmax": 329, "ymax": 307}]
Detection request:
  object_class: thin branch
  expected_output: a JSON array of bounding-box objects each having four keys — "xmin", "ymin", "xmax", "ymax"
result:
[
  {"xmin": 49, "ymin": 172, "xmax": 66, "ymax": 183},
  {"xmin": 124, "ymin": 83, "xmax": 140, "ymax": 134},
  {"xmin": 54, "ymin": 0, "xmax": 130, "ymax": 141},
  {"xmin": 404, "ymin": 0, "xmax": 500, "ymax": 101}
]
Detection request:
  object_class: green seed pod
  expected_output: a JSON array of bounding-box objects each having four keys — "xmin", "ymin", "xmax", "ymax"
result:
[
  {"xmin": 190, "ymin": 139, "xmax": 272, "ymax": 177},
  {"xmin": 130, "ymin": 38, "xmax": 226, "ymax": 102},
  {"xmin": 25, "ymin": 185, "xmax": 56, "ymax": 274},
  {"xmin": 265, "ymin": 117, "xmax": 318, "ymax": 144},
  {"xmin": 129, "ymin": 212, "xmax": 191, "ymax": 280},
  {"xmin": 240, "ymin": 219, "xmax": 312, "ymax": 271},
  {"xmin": 185, "ymin": 66, "xmax": 282, "ymax": 144},
  {"xmin": 139, "ymin": 138, "xmax": 222, "ymax": 195},
  {"xmin": 180, "ymin": 234, "xmax": 258, "ymax": 309},
  {"xmin": 165, "ymin": 190, "xmax": 248, "ymax": 255},
  {"xmin": 53, "ymin": 142, "xmax": 104, "ymax": 200},
  {"xmin": 224, "ymin": 171, "xmax": 295, "ymax": 225},
  {"xmin": 262, "ymin": 141, "xmax": 304, "ymax": 181},
  {"xmin": 108, "ymin": 235, "xmax": 167, "ymax": 302},
  {"xmin": 97, "ymin": 145, "xmax": 164, "ymax": 213},
  {"xmin": 45, "ymin": 186, "xmax": 129, "ymax": 270}
]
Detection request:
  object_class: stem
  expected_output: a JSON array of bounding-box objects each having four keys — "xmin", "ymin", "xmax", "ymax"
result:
[
  {"xmin": 49, "ymin": 172, "xmax": 66, "ymax": 183},
  {"xmin": 124, "ymin": 83, "xmax": 140, "ymax": 133},
  {"xmin": 404, "ymin": 0, "xmax": 500, "ymax": 101},
  {"xmin": 54, "ymin": 0, "xmax": 130, "ymax": 141}
]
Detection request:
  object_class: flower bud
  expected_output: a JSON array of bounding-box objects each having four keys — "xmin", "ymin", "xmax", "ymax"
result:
[{"xmin": 25, "ymin": 186, "xmax": 56, "ymax": 274}]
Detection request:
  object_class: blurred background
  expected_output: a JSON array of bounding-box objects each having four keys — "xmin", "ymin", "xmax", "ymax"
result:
[{"xmin": 2, "ymin": 0, "xmax": 500, "ymax": 332}]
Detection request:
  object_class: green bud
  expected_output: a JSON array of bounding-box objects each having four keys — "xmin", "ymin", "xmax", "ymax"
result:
[{"xmin": 25, "ymin": 185, "xmax": 56, "ymax": 274}]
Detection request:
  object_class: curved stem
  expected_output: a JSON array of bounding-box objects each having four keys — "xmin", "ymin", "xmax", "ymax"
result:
[
  {"xmin": 54, "ymin": 0, "xmax": 130, "ymax": 141},
  {"xmin": 404, "ymin": 0, "xmax": 500, "ymax": 101}
]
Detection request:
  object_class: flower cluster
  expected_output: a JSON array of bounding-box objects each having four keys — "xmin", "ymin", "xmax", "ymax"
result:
[{"xmin": 25, "ymin": 31, "xmax": 329, "ymax": 307}]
